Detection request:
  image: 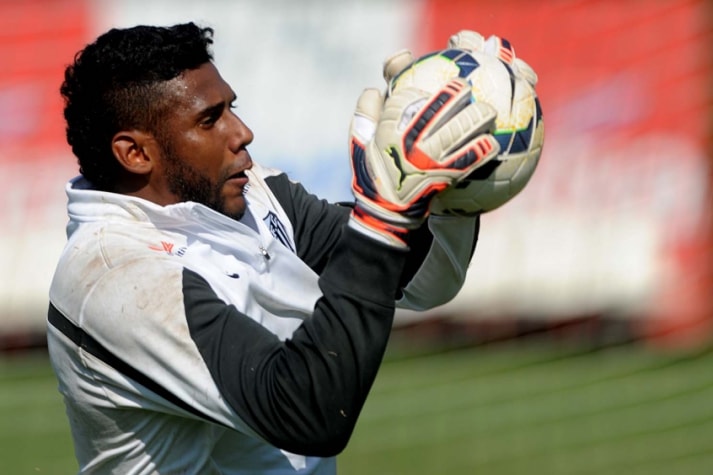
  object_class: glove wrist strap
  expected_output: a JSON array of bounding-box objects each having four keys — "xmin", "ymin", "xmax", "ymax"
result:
[{"xmin": 349, "ymin": 206, "xmax": 411, "ymax": 249}]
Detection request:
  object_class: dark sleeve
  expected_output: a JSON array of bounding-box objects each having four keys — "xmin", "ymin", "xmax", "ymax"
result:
[
  {"xmin": 184, "ymin": 227, "xmax": 406, "ymax": 457},
  {"xmin": 263, "ymin": 172, "xmax": 471, "ymax": 291},
  {"xmin": 400, "ymin": 215, "xmax": 479, "ymax": 287},
  {"xmin": 265, "ymin": 173, "xmax": 351, "ymax": 273}
]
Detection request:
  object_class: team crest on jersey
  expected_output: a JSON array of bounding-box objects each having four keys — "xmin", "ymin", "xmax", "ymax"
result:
[{"xmin": 263, "ymin": 211, "xmax": 295, "ymax": 252}]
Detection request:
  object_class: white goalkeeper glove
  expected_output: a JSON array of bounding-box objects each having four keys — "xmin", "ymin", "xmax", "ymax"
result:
[
  {"xmin": 380, "ymin": 31, "xmax": 539, "ymax": 220},
  {"xmin": 348, "ymin": 78, "xmax": 500, "ymax": 248}
]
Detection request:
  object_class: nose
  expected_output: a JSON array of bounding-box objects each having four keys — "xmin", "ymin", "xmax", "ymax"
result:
[{"xmin": 228, "ymin": 112, "xmax": 254, "ymax": 154}]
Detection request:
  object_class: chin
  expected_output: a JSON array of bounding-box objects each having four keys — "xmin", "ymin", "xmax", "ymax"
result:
[{"xmin": 218, "ymin": 198, "xmax": 247, "ymax": 221}]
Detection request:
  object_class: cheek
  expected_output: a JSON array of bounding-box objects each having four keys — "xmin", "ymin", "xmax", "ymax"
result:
[{"xmin": 177, "ymin": 135, "xmax": 225, "ymax": 174}]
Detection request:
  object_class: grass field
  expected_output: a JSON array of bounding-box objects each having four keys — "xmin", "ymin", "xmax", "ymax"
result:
[{"xmin": 2, "ymin": 340, "xmax": 713, "ymax": 474}]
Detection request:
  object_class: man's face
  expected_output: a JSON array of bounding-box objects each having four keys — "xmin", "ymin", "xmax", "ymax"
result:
[{"xmin": 155, "ymin": 62, "xmax": 254, "ymax": 220}]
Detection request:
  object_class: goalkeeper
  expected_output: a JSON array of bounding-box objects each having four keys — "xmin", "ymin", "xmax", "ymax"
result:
[{"xmin": 47, "ymin": 22, "xmax": 524, "ymax": 474}]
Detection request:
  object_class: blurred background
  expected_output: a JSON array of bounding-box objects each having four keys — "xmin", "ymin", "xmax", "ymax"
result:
[{"xmin": 1, "ymin": 0, "xmax": 711, "ymax": 473}]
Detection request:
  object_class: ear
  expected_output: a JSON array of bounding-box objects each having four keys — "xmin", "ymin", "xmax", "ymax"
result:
[{"xmin": 111, "ymin": 130, "xmax": 158, "ymax": 175}]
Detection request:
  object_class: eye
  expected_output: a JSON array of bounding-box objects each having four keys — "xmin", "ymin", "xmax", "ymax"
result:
[{"xmin": 200, "ymin": 109, "xmax": 222, "ymax": 128}]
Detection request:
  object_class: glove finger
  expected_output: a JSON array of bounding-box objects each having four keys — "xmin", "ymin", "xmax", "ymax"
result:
[
  {"xmin": 355, "ymin": 88, "xmax": 383, "ymax": 122},
  {"xmin": 447, "ymin": 30, "xmax": 485, "ymax": 52},
  {"xmin": 383, "ymin": 49, "xmax": 414, "ymax": 84},
  {"xmin": 441, "ymin": 133, "xmax": 500, "ymax": 178},
  {"xmin": 419, "ymin": 101, "xmax": 499, "ymax": 167},
  {"xmin": 513, "ymin": 58, "xmax": 538, "ymax": 87},
  {"xmin": 395, "ymin": 133, "xmax": 499, "ymax": 211},
  {"xmin": 485, "ymin": 36, "xmax": 539, "ymax": 87},
  {"xmin": 378, "ymin": 77, "xmax": 469, "ymax": 152},
  {"xmin": 450, "ymin": 31, "xmax": 534, "ymax": 83},
  {"xmin": 406, "ymin": 77, "xmax": 473, "ymax": 142},
  {"xmin": 350, "ymin": 88, "xmax": 383, "ymax": 144},
  {"xmin": 418, "ymin": 89, "xmax": 497, "ymax": 155},
  {"xmin": 483, "ymin": 35, "xmax": 515, "ymax": 64}
]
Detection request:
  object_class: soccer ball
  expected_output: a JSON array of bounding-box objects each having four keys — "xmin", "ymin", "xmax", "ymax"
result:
[{"xmin": 388, "ymin": 48, "xmax": 544, "ymax": 215}]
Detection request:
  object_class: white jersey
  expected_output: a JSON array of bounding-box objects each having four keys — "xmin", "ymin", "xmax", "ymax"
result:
[{"xmin": 47, "ymin": 163, "xmax": 481, "ymax": 474}]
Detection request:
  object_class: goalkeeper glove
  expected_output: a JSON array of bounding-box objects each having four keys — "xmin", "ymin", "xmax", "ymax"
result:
[
  {"xmin": 348, "ymin": 78, "xmax": 500, "ymax": 248},
  {"xmin": 380, "ymin": 31, "xmax": 539, "ymax": 219}
]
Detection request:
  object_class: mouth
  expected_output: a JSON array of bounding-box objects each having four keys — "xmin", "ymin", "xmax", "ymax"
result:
[
  {"xmin": 224, "ymin": 150, "xmax": 253, "ymax": 189},
  {"xmin": 227, "ymin": 169, "xmax": 248, "ymax": 180},
  {"xmin": 225, "ymin": 170, "xmax": 249, "ymax": 188}
]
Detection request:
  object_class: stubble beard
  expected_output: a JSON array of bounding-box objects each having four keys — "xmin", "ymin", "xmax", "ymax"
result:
[{"xmin": 161, "ymin": 143, "xmax": 245, "ymax": 221}]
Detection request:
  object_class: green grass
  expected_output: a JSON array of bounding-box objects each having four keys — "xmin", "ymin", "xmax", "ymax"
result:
[
  {"xmin": 2, "ymin": 342, "xmax": 713, "ymax": 474},
  {"xmin": 0, "ymin": 352, "xmax": 77, "ymax": 474},
  {"xmin": 339, "ymin": 341, "xmax": 713, "ymax": 475}
]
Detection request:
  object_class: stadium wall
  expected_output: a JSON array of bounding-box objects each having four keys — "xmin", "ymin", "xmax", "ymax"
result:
[{"xmin": 1, "ymin": 0, "xmax": 710, "ymax": 348}]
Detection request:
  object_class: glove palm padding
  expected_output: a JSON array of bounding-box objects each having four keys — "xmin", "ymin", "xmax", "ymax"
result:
[{"xmin": 349, "ymin": 78, "xmax": 499, "ymax": 248}]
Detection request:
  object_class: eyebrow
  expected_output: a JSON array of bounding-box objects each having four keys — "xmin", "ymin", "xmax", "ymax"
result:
[
  {"xmin": 198, "ymin": 93, "xmax": 238, "ymax": 120},
  {"xmin": 199, "ymin": 102, "xmax": 225, "ymax": 120}
]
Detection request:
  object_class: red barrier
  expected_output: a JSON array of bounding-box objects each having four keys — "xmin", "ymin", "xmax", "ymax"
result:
[{"xmin": 422, "ymin": 0, "xmax": 713, "ymax": 347}]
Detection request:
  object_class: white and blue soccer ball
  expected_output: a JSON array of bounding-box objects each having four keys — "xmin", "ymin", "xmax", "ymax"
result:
[{"xmin": 389, "ymin": 48, "xmax": 544, "ymax": 215}]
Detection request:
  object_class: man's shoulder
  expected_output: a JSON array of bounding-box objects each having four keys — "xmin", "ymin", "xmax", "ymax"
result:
[{"xmin": 55, "ymin": 219, "xmax": 184, "ymax": 290}]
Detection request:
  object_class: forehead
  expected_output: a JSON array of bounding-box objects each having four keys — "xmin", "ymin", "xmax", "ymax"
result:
[{"xmin": 166, "ymin": 62, "xmax": 233, "ymax": 112}]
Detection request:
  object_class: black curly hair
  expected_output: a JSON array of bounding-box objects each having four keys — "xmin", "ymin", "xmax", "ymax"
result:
[{"xmin": 60, "ymin": 22, "xmax": 214, "ymax": 190}]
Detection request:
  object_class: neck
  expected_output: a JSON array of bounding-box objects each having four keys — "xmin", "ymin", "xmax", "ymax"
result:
[{"xmin": 112, "ymin": 174, "xmax": 178, "ymax": 207}]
